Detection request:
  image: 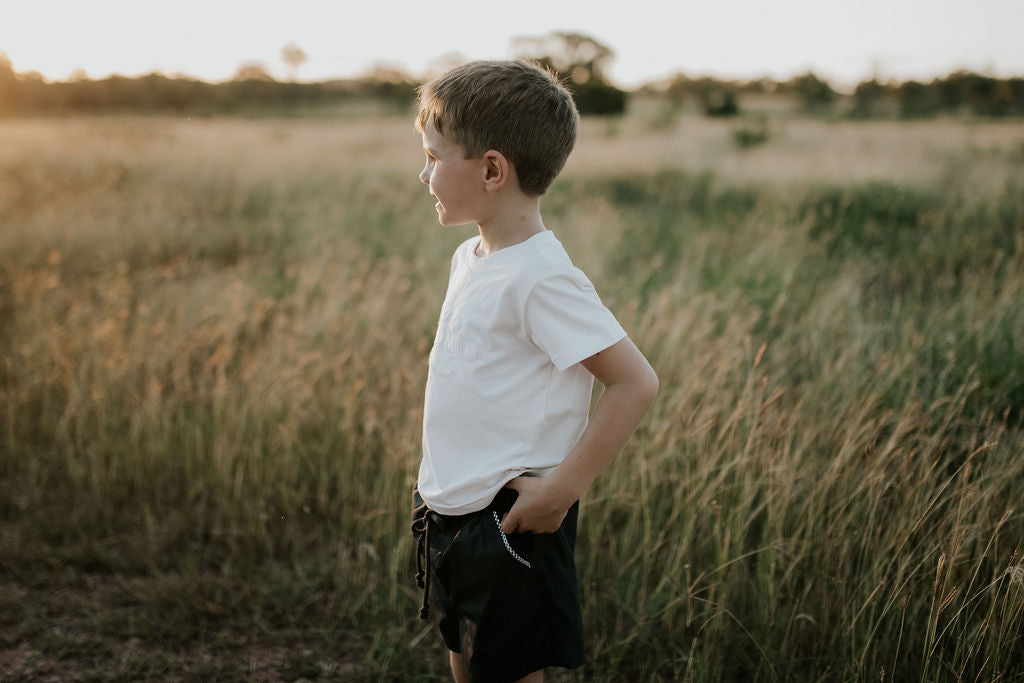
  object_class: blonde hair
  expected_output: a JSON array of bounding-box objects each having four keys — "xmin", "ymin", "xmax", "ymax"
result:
[{"xmin": 416, "ymin": 60, "xmax": 579, "ymax": 196}]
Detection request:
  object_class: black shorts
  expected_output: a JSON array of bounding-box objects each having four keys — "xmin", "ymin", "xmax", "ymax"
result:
[{"xmin": 411, "ymin": 487, "xmax": 586, "ymax": 682}]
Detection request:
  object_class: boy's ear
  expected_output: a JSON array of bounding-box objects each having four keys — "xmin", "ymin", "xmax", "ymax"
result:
[{"xmin": 481, "ymin": 149, "xmax": 511, "ymax": 192}]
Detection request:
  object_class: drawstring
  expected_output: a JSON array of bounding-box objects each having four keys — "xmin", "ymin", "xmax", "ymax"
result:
[
  {"xmin": 410, "ymin": 490, "xmax": 528, "ymax": 621},
  {"xmin": 411, "ymin": 507, "xmax": 431, "ymax": 619}
]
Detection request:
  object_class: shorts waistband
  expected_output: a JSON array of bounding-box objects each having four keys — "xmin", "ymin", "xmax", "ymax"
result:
[{"xmin": 428, "ymin": 488, "xmax": 518, "ymax": 527}]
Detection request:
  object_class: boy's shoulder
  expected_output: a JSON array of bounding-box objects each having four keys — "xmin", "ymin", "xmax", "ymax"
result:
[
  {"xmin": 450, "ymin": 231, "xmax": 577, "ymax": 279},
  {"xmin": 452, "ymin": 235, "xmax": 479, "ymax": 261},
  {"xmin": 517, "ymin": 231, "xmax": 590, "ymax": 291}
]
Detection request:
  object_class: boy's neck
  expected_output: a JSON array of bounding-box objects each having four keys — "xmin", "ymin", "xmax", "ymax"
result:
[{"xmin": 474, "ymin": 195, "xmax": 546, "ymax": 257}]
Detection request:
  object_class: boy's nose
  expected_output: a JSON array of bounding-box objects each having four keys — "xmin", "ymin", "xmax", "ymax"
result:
[{"xmin": 419, "ymin": 166, "xmax": 430, "ymax": 185}]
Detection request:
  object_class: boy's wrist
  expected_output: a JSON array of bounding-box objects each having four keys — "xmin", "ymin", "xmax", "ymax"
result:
[{"xmin": 543, "ymin": 467, "xmax": 587, "ymax": 510}]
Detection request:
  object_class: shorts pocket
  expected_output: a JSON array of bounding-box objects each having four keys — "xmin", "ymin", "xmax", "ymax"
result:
[
  {"xmin": 489, "ymin": 510, "xmax": 532, "ymax": 569},
  {"xmin": 439, "ymin": 508, "xmax": 533, "ymax": 610}
]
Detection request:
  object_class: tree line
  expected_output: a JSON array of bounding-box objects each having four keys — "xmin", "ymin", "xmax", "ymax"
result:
[
  {"xmin": 0, "ymin": 54, "xmax": 419, "ymax": 116},
  {"xmin": 656, "ymin": 70, "xmax": 1024, "ymax": 119},
  {"xmin": 1, "ymin": 48, "xmax": 1021, "ymax": 119}
]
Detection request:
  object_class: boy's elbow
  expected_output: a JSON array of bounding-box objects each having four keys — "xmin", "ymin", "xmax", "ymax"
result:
[{"xmin": 639, "ymin": 365, "xmax": 659, "ymax": 407}]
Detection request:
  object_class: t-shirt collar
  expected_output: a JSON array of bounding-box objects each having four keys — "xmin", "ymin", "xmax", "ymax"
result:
[{"xmin": 468, "ymin": 230, "xmax": 552, "ymax": 269}]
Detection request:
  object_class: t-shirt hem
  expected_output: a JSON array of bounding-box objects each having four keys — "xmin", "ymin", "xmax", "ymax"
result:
[{"xmin": 418, "ymin": 474, "xmax": 527, "ymax": 516}]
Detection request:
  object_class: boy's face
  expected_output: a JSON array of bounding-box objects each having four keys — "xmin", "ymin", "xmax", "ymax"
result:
[{"xmin": 419, "ymin": 121, "xmax": 485, "ymax": 227}]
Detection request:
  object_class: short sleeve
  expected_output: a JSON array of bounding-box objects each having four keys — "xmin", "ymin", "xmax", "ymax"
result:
[{"xmin": 525, "ymin": 271, "xmax": 627, "ymax": 371}]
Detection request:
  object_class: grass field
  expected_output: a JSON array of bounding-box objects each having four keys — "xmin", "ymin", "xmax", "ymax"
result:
[{"xmin": 1, "ymin": 108, "xmax": 1023, "ymax": 681}]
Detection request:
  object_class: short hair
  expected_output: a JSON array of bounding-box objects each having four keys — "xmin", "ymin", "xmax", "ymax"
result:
[{"xmin": 415, "ymin": 60, "xmax": 580, "ymax": 196}]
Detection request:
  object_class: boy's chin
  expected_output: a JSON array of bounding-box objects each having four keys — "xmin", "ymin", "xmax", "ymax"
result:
[{"xmin": 438, "ymin": 215, "xmax": 475, "ymax": 228}]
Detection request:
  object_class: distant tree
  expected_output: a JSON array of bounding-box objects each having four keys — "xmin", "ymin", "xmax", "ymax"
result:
[
  {"xmin": 741, "ymin": 77, "xmax": 778, "ymax": 95},
  {"xmin": 933, "ymin": 73, "xmax": 966, "ymax": 113},
  {"xmin": 898, "ymin": 80, "xmax": 938, "ymax": 118},
  {"xmin": 0, "ymin": 52, "xmax": 18, "ymax": 112},
  {"xmin": 850, "ymin": 78, "xmax": 887, "ymax": 118},
  {"xmin": 361, "ymin": 64, "xmax": 415, "ymax": 84},
  {"xmin": 663, "ymin": 73, "xmax": 690, "ymax": 109},
  {"xmin": 899, "ymin": 72, "xmax": 1018, "ymax": 118},
  {"xmin": 790, "ymin": 72, "xmax": 836, "ymax": 113},
  {"xmin": 705, "ymin": 90, "xmax": 739, "ymax": 117},
  {"xmin": 358, "ymin": 64, "xmax": 418, "ymax": 109},
  {"xmin": 956, "ymin": 72, "xmax": 1010, "ymax": 117},
  {"xmin": 666, "ymin": 75, "xmax": 741, "ymax": 117},
  {"xmin": 511, "ymin": 31, "xmax": 627, "ymax": 116},
  {"xmin": 234, "ymin": 61, "xmax": 274, "ymax": 82},
  {"xmin": 281, "ymin": 42, "xmax": 308, "ymax": 81},
  {"xmin": 511, "ymin": 31, "xmax": 614, "ymax": 83},
  {"xmin": 694, "ymin": 78, "xmax": 740, "ymax": 117},
  {"xmin": 1008, "ymin": 78, "xmax": 1024, "ymax": 116}
]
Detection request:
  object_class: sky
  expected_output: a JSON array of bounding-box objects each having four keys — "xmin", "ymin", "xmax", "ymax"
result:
[{"xmin": 3, "ymin": 0, "xmax": 1023, "ymax": 89}]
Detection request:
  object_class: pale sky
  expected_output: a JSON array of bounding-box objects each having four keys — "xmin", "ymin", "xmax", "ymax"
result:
[{"xmin": 3, "ymin": 0, "xmax": 1022, "ymax": 89}]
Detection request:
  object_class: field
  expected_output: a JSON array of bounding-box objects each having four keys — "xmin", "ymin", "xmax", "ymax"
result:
[{"xmin": 1, "ymin": 106, "xmax": 1023, "ymax": 681}]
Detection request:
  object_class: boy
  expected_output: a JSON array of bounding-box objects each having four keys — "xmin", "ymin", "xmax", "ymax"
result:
[{"xmin": 410, "ymin": 60, "xmax": 658, "ymax": 683}]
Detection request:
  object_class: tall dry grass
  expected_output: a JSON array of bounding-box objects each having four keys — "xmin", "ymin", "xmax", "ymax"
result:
[{"xmin": 1, "ymin": 112, "xmax": 1023, "ymax": 681}]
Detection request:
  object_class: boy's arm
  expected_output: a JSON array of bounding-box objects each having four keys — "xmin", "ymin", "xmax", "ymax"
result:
[{"xmin": 500, "ymin": 337, "xmax": 659, "ymax": 534}]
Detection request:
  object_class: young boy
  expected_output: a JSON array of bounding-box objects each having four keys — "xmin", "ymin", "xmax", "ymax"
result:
[{"xmin": 410, "ymin": 60, "xmax": 658, "ymax": 683}]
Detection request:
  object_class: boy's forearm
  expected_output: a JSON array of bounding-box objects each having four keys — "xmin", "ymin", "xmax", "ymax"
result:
[{"xmin": 545, "ymin": 370, "xmax": 658, "ymax": 506}]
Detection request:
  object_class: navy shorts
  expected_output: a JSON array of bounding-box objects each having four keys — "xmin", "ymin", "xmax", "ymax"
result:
[{"xmin": 411, "ymin": 487, "xmax": 586, "ymax": 682}]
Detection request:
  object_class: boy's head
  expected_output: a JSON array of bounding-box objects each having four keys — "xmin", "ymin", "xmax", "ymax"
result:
[{"xmin": 415, "ymin": 60, "xmax": 579, "ymax": 196}]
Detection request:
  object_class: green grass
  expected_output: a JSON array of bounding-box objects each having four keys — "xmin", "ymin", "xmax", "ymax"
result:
[{"xmin": 1, "ymin": 115, "xmax": 1023, "ymax": 681}]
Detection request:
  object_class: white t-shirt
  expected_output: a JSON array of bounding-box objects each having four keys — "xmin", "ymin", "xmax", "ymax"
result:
[{"xmin": 417, "ymin": 230, "xmax": 627, "ymax": 515}]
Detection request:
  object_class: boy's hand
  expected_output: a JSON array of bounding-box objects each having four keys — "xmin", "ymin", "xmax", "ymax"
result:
[{"xmin": 500, "ymin": 476, "xmax": 573, "ymax": 535}]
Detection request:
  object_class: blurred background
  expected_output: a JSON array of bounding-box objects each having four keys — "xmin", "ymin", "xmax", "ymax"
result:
[
  {"xmin": 3, "ymin": 0, "xmax": 1024, "ymax": 117},
  {"xmin": 2, "ymin": 1, "xmax": 1023, "ymax": 681}
]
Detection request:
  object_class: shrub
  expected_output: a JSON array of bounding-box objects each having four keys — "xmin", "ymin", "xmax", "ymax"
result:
[{"xmin": 731, "ymin": 117, "xmax": 769, "ymax": 148}]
